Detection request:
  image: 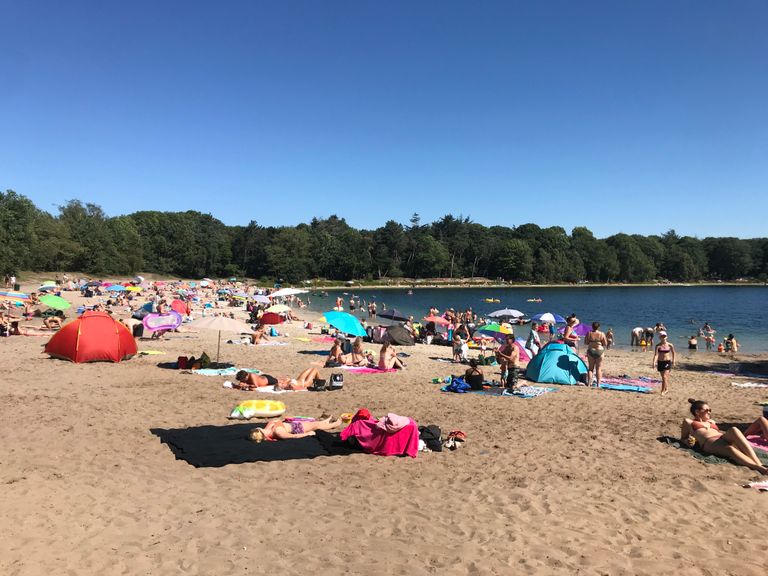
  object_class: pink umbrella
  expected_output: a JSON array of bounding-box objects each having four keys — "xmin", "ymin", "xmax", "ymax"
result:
[{"xmin": 423, "ymin": 315, "xmax": 450, "ymax": 325}]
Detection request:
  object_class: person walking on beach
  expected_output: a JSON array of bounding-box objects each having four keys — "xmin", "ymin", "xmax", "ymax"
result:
[{"xmin": 652, "ymin": 331, "xmax": 675, "ymax": 396}]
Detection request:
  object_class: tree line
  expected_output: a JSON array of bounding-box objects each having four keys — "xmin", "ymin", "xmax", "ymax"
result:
[{"xmin": 2, "ymin": 189, "xmax": 767, "ymax": 284}]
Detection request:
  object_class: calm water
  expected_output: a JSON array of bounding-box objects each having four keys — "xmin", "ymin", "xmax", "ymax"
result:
[{"xmin": 308, "ymin": 286, "xmax": 768, "ymax": 352}]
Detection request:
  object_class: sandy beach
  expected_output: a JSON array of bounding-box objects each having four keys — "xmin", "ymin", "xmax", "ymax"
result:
[{"xmin": 1, "ymin": 282, "xmax": 767, "ymax": 576}]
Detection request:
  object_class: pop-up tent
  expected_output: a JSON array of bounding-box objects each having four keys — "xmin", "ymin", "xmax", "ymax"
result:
[
  {"xmin": 525, "ymin": 343, "xmax": 587, "ymax": 385},
  {"xmin": 384, "ymin": 325, "xmax": 415, "ymax": 346},
  {"xmin": 44, "ymin": 311, "xmax": 137, "ymax": 363}
]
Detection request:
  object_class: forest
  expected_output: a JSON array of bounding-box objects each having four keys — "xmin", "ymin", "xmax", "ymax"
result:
[{"xmin": 2, "ymin": 189, "xmax": 766, "ymax": 284}]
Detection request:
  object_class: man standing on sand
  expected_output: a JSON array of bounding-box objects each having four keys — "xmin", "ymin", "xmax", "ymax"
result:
[{"xmin": 496, "ymin": 333, "xmax": 520, "ymax": 391}]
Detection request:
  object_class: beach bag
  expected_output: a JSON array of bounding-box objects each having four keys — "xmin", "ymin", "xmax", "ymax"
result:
[
  {"xmin": 341, "ymin": 338, "xmax": 353, "ymax": 355},
  {"xmin": 132, "ymin": 323, "xmax": 144, "ymax": 338},
  {"xmin": 418, "ymin": 425, "xmax": 443, "ymax": 452},
  {"xmin": 310, "ymin": 378, "xmax": 327, "ymax": 392},
  {"xmin": 199, "ymin": 352, "xmax": 211, "ymax": 368},
  {"xmin": 177, "ymin": 356, "xmax": 189, "ymax": 370},
  {"xmin": 330, "ymin": 373, "xmax": 344, "ymax": 390},
  {"xmin": 269, "ymin": 327, "xmax": 279, "ymax": 337}
]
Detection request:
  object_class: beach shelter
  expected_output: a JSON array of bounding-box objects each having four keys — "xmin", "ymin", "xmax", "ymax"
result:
[
  {"xmin": 525, "ymin": 343, "xmax": 586, "ymax": 385},
  {"xmin": 259, "ymin": 312, "xmax": 284, "ymax": 325},
  {"xmin": 384, "ymin": 325, "xmax": 415, "ymax": 346},
  {"xmin": 379, "ymin": 308, "xmax": 409, "ymax": 322},
  {"xmin": 44, "ymin": 311, "xmax": 137, "ymax": 363}
]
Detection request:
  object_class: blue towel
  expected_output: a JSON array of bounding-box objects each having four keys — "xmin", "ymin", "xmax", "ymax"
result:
[{"xmin": 599, "ymin": 383, "xmax": 652, "ymax": 393}]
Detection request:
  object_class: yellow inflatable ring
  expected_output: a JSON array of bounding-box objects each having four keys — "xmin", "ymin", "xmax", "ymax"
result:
[{"xmin": 229, "ymin": 400, "xmax": 286, "ymax": 419}]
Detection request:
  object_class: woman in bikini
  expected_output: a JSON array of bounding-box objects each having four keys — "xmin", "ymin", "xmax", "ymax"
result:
[
  {"xmin": 681, "ymin": 399, "xmax": 768, "ymax": 475},
  {"xmin": 234, "ymin": 367, "xmax": 321, "ymax": 391},
  {"xmin": 651, "ymin": 331, "xmax": 675, "ymax": 396},
  {"xmin": 378, "ymin": 341, "xmax": 404, "ymax": 370},
  {"xmin": 249, "ymin": 416, "xmax": 343, "ymax": 443},
  {"xmin": 584, "ymin": 321, "xmax": 607, "ymax": 388},
  {"xmin": 341, "ymin": 337, "xmax": 373, "ymax": 366}
]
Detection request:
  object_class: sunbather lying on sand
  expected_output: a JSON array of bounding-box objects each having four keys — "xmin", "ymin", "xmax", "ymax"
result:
[
  {"xmin": 681, "ymin": 398, "xmax": 768, "ymax": 475},
  {"xmin": 234, "ymin": 367, "xmax": 321, "ymax": 391},
  {"xmin": 249, "ymin": 416, "xmax": 342, "ymax": 442}
]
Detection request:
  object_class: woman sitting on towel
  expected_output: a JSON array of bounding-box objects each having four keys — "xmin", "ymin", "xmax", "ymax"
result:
[
  {"xmin": 342, "ymin": 337, "xmax": 374, "ymax": 367},
  {"xmin": 234, "ymin": 367, "xmax": 321, "ymax": 391},
  {"xmin": 378, "ymin": 341, "xmax": 405, "ymax": 370},
  {"xmin": 326, "ymin": 338, "xmax": 345, "ymax": 366},
  {"xmin": 249, "ymin": 416, "xmax": 343, "ymax": 442},
  {"xmin": 681, "ymin": 399, "xmax": 768, "ymax": 475}
]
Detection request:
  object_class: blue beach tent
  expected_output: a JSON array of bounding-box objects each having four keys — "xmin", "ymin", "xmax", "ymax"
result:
[{"xmin": 525, "ymin": 343, "xmax": 587, "ymax": 385}]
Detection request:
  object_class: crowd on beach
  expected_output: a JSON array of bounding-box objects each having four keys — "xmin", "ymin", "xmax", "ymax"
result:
[{"xmin": 1, "ymin": 274, "xmax": 765, "ymax": 474}]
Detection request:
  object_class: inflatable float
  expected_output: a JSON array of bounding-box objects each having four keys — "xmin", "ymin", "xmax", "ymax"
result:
[
  {"xmin": 527, "ymin": 298, "xmax": 543, "ymax": 303},
  {"xmin": 229, "ymin": 400, "xmax": 286, "ymax": 419},
  {"xmin": 142, "ymin": 311, "xmax": 183, "ymax": 332},
  {"xmin": 483, "ymin": 298, "xmax": 501, "ymax": 303}
]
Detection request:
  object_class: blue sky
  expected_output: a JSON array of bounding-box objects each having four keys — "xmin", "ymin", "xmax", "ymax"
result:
[{"xmin": 2, "ymin": 1, "xmax": 766, "ymax": 238}]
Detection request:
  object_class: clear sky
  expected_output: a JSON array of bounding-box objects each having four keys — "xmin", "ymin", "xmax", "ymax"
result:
[{"xmin": 2, "ymin": 1, "xmax": 767, "ymax": 238}]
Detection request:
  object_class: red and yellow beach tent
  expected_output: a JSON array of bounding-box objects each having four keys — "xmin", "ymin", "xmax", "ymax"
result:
[{"xmin": 44, "ymin": 311, "xmax": 137, "ymax": 363}]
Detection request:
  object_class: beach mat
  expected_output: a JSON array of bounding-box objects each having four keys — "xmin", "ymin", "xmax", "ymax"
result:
[
  {"xmin": 151, "ymin": 425, "xmax": 361, "ymax": 467},
  {"xmin": 748, "ymin": 435, "xmax": 768, "ymax": 452},
  {"xmin": 657, "ymin": 436, "xmax": 768, "ymax": 466},
  {"xmin": 598, "ymin": 384, "xmax": 653, "ymax": 393},
  {"xmin": 601, "ymin": 375, "xmax": 660, "ymax": 388},
  {"xmin": 192, "ymin": 367, "xmax": 261, "ymax": 376}
]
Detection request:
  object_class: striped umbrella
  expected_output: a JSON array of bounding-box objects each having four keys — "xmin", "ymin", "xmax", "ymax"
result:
[{"xmin": 0, "ymin": 290, "xmax": 30, "ymax": 303}]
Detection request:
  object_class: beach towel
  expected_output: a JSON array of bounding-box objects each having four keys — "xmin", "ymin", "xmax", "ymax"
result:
[
  {"xmin": 340, "ymin": 417, "xmax": 419, "ymax": 458},
  {"xmin": 311, "ymin": 336, "xmax": 336, "ymax": 343},
  {"xmin": 139, "ymin": 350, "xmax": 166, "ymax": 356},
  {"xmin": 601, "ymin": 375, "xmax": 661, "ymax": 388},
  {"xmin": 598, "ymin": 384, "xmax": 654, "ymax": 394},
  {"xmin": 657, "ymin": 436, "xmax": 768, "ymax": 466},
  {"xmin": 744, "ymin": 480, "xmax": 768, "ymax": 492},
  {"xmin": 151, "ymin": 425, "xmax": 361, "ymax": 467},
  {"xmin": 192, "ymin": 367, "xmax": 261, "ymax": 376},
  {"xmin": 455, "ymin": 386, "xmax": 556, "ymax": 398},
  {"xmin": 342, "ymin": 366, "xmax": 397, "ymax": 374},
  {"xmin": 731, "ymin": 382, "xmax": 768, "ymax": 388},
  {"xmin": 257, "ymin": 341, "xmax": 288, "ymax": 346},
  {"xmin": 253, "ymin": 386, "xmax": 309, "ymax": 395},
  {"xmin": 747, "ymin": 435, "xmax": 768, "ymax": 452},
  {"xmin": 293, "ymin": 337, "xmax": 311, "ymax": 342}
]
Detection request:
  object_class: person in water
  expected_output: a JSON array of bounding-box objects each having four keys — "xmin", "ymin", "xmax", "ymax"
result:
[
  {"xmin": 584, "ymin": 321, "xmax": 607, "ymax": 387},
  {"xmin": 652, "ymin": 331, "xmax": 675, "ymax": 396},
  {"xmin": 249, "ymin": 416, "xmax": 343, "ymax": 442},
  {"xmin": 681, "ymin": 399, "xmax": 768, "ymax": 475},
  {"xmin": 234, "ymin": 367, "xmax": 321, "ymax": 391}
]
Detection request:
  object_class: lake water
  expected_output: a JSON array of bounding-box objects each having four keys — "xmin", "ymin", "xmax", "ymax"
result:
[{"xmin": 307, "ymin": 286, "xmax": 768, "ymax": 353}]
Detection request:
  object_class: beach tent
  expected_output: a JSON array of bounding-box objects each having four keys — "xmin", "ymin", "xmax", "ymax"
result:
[
  {"xmin": 44, "ymin": 311, "xmax": 137, "ymax": 363},
  {"xmin": 259, "ymin": 312, "xmax": 284, "ymax": 325},
  {"xmin": 524, "ymin": 343, "xmax": 586, "ymax": 385},
  {"xmin": 384, "ymin": 325, "xmax": 415, "ymax": 346}
]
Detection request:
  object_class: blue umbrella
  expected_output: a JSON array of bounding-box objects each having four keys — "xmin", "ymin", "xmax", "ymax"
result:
[
  {"xmin": 324, "ymin": 311, "xmax": 367, "ymax": 337},
  {"xmin": 532, "ymin": 312, "xmax": 565, "ymax": 324},
  {"xmin": 106, "ymin": 284, "xmax": 127, "ymax": 292}
]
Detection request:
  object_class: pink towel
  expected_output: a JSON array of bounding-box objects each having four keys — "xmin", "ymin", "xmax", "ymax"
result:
[
  {"xmin": 311, "ymin": 336, "xmax": 336, "ymax": 343},
  {"xmin": 342, "ymin": 366, "xmax": 397, "ymax": 374},
  {"xmin": 376, "ymin": 413, "xmax": 410, "ymax": 433},
  {"xmin": 341, "ymin": 417, "xmax": 419, "ymax": 458},
  {"xmin": 747, "ymin": 435, "xmax": 768, "ymax": 452}
]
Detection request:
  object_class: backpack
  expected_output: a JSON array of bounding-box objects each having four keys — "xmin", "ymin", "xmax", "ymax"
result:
[
  {"xmin": 418, "ymin": 425, "xmax": 443, "ymax": 452},
  {"xmin": 199, "ymin": 352, "xmax": 211, "ymax": 368},
  {"xmin": 341, "ymin": 338, "xmax": 353, "ymax": 355}
]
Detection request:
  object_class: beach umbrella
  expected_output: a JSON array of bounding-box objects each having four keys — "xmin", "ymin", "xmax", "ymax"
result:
[
  {"xmin": 251, "ymin": 294, "xmax": 271, "ymax": 304},
  {"xmin": 39, "ymin": 282, "xmax": 57, "ymax": 292},
  {"xmin": 422, "ymin": 315, "xmax": 450, "ymax": 326},
  {"xmin": 266, "ymin": 304, "xmax": 290, "ymax": 313},
  {"xmin": 105, "ymin": 284, "xmax": 126, "ymax": 292},
  {"xmin": 558, "ymin": 323, "xmax": 591, "ymax": 337},
  {"xmin": 38, "ymin": 294, "xmax": 71, "ymax": 310},
  {"xmin": 259, "ymin": 312, "xmax": 284, "ymax": 325},
  {"xmin": 86, "ymin": 281, "xmax": 102, "ymax": 287},
  {"xmin": 378, "ymin": 308, "xmax": 409, "ymax": 322},
  {"xmin": 532, "ymin": 312, "xmax": 565, "ymax": 324},
  {"xmin": 323, "ymin": 311, "xmax": 367, "ymax": 337},
  {"xmin": 189, "ymin": 315, "xmax": 253, "ymax": 366},
  {"xmin": 132, "ymin": 276, "xmax": 145, "ymax": 284},
  {"xmin": 269, "ymin": 287, "xmax": 308, "ymax": 299},
  {"xmin": 217, "ymin": 289, "xmax": 230, "ymax": 294},
  {"xmin": 488, "ymin": 308, "xmax": 525, "ymax": 319},
  {"xmin": 199, "ymin": 280, "xmax": 210, "ymax": 287}
]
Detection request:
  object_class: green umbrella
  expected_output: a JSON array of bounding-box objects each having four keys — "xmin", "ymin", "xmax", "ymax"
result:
[{"xmin": 38, "ymin": 294, "xmax": 71, "ymax": 310}]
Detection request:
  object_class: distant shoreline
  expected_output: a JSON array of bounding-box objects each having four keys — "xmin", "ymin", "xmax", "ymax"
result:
[{"xmin": 317, "ymin": 282, "xmax": 767, "ymax": 291}]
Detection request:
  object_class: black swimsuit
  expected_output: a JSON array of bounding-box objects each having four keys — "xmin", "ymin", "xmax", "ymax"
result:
[{"xmin": 264, "ymin": 374, "xmax": 278, "ymax": 386}]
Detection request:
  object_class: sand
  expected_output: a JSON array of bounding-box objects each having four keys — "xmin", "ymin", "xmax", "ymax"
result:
[{"xmin": 1, "ymin": 283, "xmax": 767, "ymax": 576}]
